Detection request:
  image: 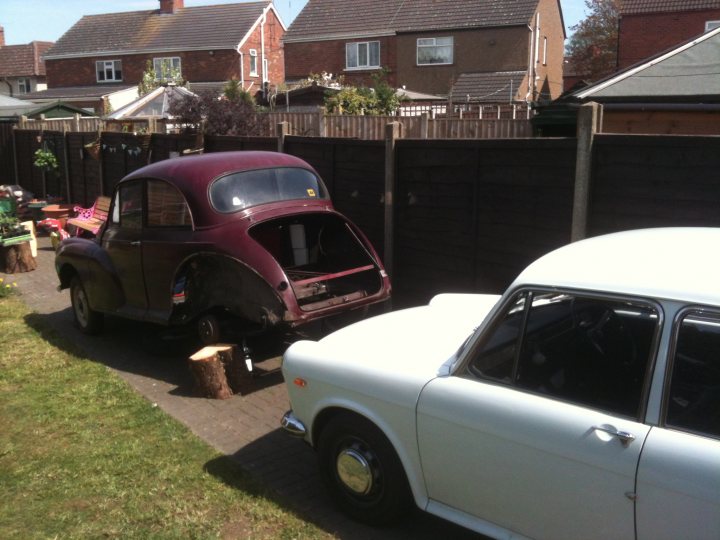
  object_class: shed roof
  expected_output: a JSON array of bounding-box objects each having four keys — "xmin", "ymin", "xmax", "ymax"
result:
[
  {"xmin": 450, "ymin": 71, "xmax": 526, "ymax": 103},
  {"xmin": 284, "ymin": 0, "xmax": 540, "ymax": 42},
  {"xmin": 573, "ymin": 26, "xmax": 720, "ymax": 101},
  {"xmin": 0, "ymin": 42, "xmax": 54, "ymax": 77},
  {"xmin": 45, "ymin": 2, "xmax": 277, "ymax": 59},
  {"xmin": 620, "ymin": 0, "xmax": 720, "ymax": 14},
  {"xmin": 19, "ymin": 85, "xmax": 135, "ymax": 101}
]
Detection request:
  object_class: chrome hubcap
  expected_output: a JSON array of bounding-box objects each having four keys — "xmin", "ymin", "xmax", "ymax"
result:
[{"xmin": 336, "ymin": 447, "xmax": 373, "ymax": 495}]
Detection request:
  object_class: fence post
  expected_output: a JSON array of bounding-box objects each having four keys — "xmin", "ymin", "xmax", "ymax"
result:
[
  {"xmin": 420, "ymin": 112, "xmax": 429, "ymax": 139},
  {"xmin": 11, "ymin": 125, "xmax": 19, "ymax": 185},
  {"xmin": 571, "ymin": 102, "xmax": 602, "ymax": 242},
  {"xmin": 277, "ymin": 121, "xmax": 290, "ymax": 153},
  {"xmin": 384, "ymin": 122, "xmax": 401, "ymax": 290},
  {"xmin": 317, "ymin": 106, "xmax": 326, "ymax": 137}
]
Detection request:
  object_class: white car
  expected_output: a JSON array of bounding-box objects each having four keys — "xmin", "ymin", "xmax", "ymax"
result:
[{"xmin": 281, "ymin": 228, "xmax": 720, "ymax": 540}]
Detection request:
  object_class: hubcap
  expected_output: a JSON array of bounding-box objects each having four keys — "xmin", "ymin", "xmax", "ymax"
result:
[
  {"xmin": 73, "ymin": 287, "xmax": 88, "ymax": 326},
  {"xmin": 336, "ymin": 447, "xmax": 373, "ymax": 495}
]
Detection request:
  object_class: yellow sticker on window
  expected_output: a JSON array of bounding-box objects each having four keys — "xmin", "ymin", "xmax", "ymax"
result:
[{"xmin": 307, "ymin": 189, "xmax": 316, "ymax": 197}]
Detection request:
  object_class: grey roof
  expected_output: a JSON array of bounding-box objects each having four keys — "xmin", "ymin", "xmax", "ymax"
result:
[
  {"xmin": 20, "ymin": 85, "xmax": 135, "ymax": 100},
  {"xmin": 620, "ymin": 0, "xmax": 720, "ymax": 14},
  {"xmin": 45, "ymin": 2, "xmax": 271, "ymax": 58},
  {"xmin": 450, "ymin": 71, "xmax": 527, "ymax": 103},
  {"xmin": 285, "ymin": 0, "xmax": 540, "ymax": 42},
  {"xmin": 574, "ymin": 26, "xmax": 720, "ymax": 100}
]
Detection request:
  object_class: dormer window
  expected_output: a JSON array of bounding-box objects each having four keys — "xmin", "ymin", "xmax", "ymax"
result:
[
  {"xmin": 96, "ymin": 60, "xmax": 122, "ymax": 82},
  {"xmin": 346, "ymin": 41, "xmax": 380, "ymax": 70}
]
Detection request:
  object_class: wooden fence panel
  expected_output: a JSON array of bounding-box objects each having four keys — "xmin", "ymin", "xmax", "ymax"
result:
[
  {"xmin": 0, "ymin": 123, "xmax": 16, "ymax": 185},
  {"xmin": 18, "ymin": 117, "xmax": 103, "ymax": 133},
  {"xmin": 66, "ymin": 133, "xmax": 102, "ymax": 206},
  {"xmin": 13, "ymin": 130, "xmax": 68, "ymax": 200},
  {"xmin": 204, "ymin": 135, "xmax": 277, "ymax": 153},
  {"xmin": 149, "ymin": 133, "xmax": 197, "ymax": 162},
  {"xmin": 590, "ymin": 135, "xmax": 720, "ymax": 235}
]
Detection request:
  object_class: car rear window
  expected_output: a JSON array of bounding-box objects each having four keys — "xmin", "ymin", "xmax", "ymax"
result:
[{"xmin": 210, "ymin": 167, "xmax": 329, "ymax": 213}]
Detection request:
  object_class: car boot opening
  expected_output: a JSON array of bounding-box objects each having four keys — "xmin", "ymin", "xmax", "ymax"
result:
[{"xmin": 250, "ymin": 214, "xmax": 383, "ymax": 311}]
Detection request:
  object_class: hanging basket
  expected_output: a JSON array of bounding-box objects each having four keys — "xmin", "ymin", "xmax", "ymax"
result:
[{"xmin": 84, "ymin": 139, "xmax": 101, "ymax": 161}]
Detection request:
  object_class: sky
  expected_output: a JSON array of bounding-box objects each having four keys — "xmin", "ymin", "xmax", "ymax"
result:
[{"xmin": 1, "ymin": 0, "xmax": 588, "ymax": 45}]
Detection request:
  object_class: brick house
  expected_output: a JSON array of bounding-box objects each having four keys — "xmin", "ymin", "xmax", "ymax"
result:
[
  {"xmin": 0, "ymin": 25, "xmax": 53, "ymax": 97},
  {"xmin": 618, "ymin": 0, "xmax": 720, "ymax": 68},
  {"xmin": 26, "ymin": 0, "xmax": 285, "ymax": 114},
  {"xmin": 283, "ymin": 0, "xmax": 566, "ymax": 106}
]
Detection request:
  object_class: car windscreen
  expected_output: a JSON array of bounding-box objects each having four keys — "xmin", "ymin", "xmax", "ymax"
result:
[{"xmin": 209, "ymin": 167, "xmax": 329, "ymax": 213}]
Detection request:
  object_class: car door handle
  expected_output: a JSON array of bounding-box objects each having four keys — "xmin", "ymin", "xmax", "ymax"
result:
[
  {"xmin": 592, "ymin": 425, "xmax": 636, "ymax": 447},
  {"xmin": 130, "ymin": 241, "xmax": 142, "ymax": 246}
]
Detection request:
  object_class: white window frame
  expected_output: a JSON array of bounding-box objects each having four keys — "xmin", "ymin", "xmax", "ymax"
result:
[
  {"xmin": 416, "ymin": 36, "xmax": 453, "ymax": 66},
  {"xmin": 345, "ymin": 41, "xmax": 381, "ymax": 70},
  {"xmin": 249, "ymin": 49, "xmax": 258, "ymax": 76},
  {"xmin": 263, "ymin": 58, "xmax": 269, "ymax": 82},
  {"xmin": 17, "ymin": 78, "xmax": 31, "ymax": 94},
  {"xmin": 96, "ymin": 60, "xmax": 123, "ymax": 82},
  {"xmin": 543, "ymin": 37, "xmax": 548, "ymax": 66},
  {"xmin": 153, "ymin": 57, "xmax": 182, "ymax": 81},
  {"xmin": 706, "ymin": 20, "xmax": 720, "ymax": 31}
]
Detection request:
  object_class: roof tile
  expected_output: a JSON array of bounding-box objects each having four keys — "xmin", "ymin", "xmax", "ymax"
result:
[
  {"xmin": 450, "ymin": 71, "xmax": 527, "ymax": 102},
  {"xmin": 620, "ymin": 0, "xmax": 720, "ymax": 14},
  {"xmin": 0, "ymin": 42, "xmax": 54, "ymax": 77}
]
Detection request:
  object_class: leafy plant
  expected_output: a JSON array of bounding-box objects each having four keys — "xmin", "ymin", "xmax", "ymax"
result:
[
  {"xmin": 223, "ymin": 78, "xmax": 255, "ymax": 104},
  {"xmin": 0, "ymin": 277, "xmax": 18, "ymax": 298},
  {"xmin": 0, "ymin": 214, "xmax": 28, "ymax": 239},
  {"xmin": 33, "ymin": 148, "xmax": 59, "ymax": 171},
  {"xmin": 324, "ymin": 68, "xmax": 400, "ymax": 115},
  {"xmin": 168, "ymin": 89, "xmax": 264, "ymax": 136}
]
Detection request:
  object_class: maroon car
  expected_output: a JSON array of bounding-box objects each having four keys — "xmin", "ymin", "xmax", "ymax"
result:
[{"xmin": 55, "ymin": 151, "xmax": 391, "ymax": 343}]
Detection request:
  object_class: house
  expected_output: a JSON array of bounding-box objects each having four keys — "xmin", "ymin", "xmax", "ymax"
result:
[
  {"xmin": 31, "ymin": 0, "xmax": 285, "ymax": 114},
  {"xmin": 0, "ymin": 25, "xmax": 53, "ymax": 97},
  {"xmin": 283, "ymin": 0, "xmax": 566, "ymax": 106},
  {"xmin": 618, "ymin": 0, "xmax": 720, "ymax": 69},
  {"xmin": 535, "ymin": 26, "xmax": 720, "ymax": 135}
]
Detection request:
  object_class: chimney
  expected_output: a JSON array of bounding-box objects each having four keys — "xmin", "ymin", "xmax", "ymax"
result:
[
  {"xmin": 0, "ymin": 26, "xmax": 5, "ymax": 47},
  {"xmin": 159, "ymin": 0, "xmax": 184, "ymax": 14}
]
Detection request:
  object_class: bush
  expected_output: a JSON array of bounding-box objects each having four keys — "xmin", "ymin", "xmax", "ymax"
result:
[{"xmin": 168, "ymin": 89, "xmax": 263, "ymax": 136}]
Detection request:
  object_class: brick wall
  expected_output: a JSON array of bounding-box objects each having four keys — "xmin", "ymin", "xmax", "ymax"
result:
[
  {"xmin": 284, "ymin": 35, "xmax": 397, "ymax": 87},
  {"xmin": 618, "ymin": 9, "xmax": 720, "ymax": 68},
  {"xmin": 240, "ymin": 8, "xmax": 285, "ymax": 91}
]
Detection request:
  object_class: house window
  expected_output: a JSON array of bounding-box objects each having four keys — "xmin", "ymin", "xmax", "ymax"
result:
[
  {"xmin": 263, "ymin": 58, "xmax": 269, "ymax": 82},
  {"xmin": 153, "ymin": 57, "xmax": 182, "ymax": 81},
  {"xmin": 346, "ymin": 41, "xmax": 380, "ymax": 70},
  {"xmin": 96, "ymin": 60, "xmax": 123, "ymax": 82},
  {"xmin": 249, "ymin": 49, "xmax": 258, "ymax": 76},
  {"xmin": 417, "ymin": 36, "xmax": 453, "ymax": 65},
  {"xmin": 706, "ymin": 20, "xmax": 720, "ymax": 31},
  {"xmin": 17, "ymin": 78, "xmax": 31, "ymax": 94}
]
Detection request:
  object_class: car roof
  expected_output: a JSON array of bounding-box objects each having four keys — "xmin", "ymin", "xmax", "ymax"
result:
[
  {"xmin": 121, "ymin": 151, "xmax": 330, "ymax": 225},
  {"xmin": 513, "ymin": 228, "xmax": 720, "ymax": 306}
]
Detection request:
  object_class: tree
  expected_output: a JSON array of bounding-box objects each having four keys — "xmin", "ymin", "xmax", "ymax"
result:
[
  {"xmin": 223, "ymin": 78, "xmax": 255, "ymax": 105},
  {"xmin": 324, "ymin": 68, "xmax": 401, "ymax": 115},
  {"xmin": 168, "ymin": 89, "xmax": 263, "ymax": 136},
  {"xmin": 565, "ymin": 0, "xmax": 620, "ymax": 82}
]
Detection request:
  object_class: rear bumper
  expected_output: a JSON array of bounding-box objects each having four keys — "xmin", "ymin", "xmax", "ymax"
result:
[{"xmin": 280, "ymin": 410, "xmax": 307, "ymax": 438}]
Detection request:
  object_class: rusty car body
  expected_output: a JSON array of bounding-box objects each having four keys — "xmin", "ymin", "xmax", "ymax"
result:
[{"xmin": 55, "ymin": 151, "xmax": 391, "ymax": 342}]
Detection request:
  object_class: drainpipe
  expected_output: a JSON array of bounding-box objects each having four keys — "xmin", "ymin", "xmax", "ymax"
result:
[
  {"xmin": 260, "ymin": 9, "xmax": 267, "ymax": 99},
  {"xmin": 525, "ymin": 22, "xmax": 534, "ymax": 104}
]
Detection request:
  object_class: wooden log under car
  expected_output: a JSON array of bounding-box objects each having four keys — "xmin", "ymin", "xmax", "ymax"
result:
[
  {"xmin": 188, "ymin": 346, "xmax": 234, "ymax": 399},
  {"xmin": 1, "ymin": 241, "xmax": 37, "ymax": 273}
]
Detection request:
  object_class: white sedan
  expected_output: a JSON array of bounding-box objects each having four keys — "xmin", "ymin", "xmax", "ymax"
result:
[{"xmin": 281, "ymin": 228, "xmax": 720, "ymax": 540}]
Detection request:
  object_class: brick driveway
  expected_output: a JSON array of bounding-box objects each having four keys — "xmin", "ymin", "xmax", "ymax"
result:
[{"xmin": 9, "ymin": 236, "xmax": 479, "ymax": 539}]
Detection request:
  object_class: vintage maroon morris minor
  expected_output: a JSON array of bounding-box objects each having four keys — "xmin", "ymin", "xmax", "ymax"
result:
[{"xmin": 55, "ymin": 151, "xmax": 391, "ymax": 342}]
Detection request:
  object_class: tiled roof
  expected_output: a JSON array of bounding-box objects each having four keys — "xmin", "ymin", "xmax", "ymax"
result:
[
  {"xmin": 450, "ymin": 71, "xmax": 527, "ymax": 102},
  {"xmin": 285, "ymin": 0, "xmax": 539, "ymax": 42},
  {"xmin": 45, "ymin": 2, "xmax": 270, "ymax": 58},
  {"xmin": 620, "ymin": 0, "xmax": 720, "ymax": 14},
  {"xmin": 0, "ymin": 42, "xmax": 54, "ymax": 77}
]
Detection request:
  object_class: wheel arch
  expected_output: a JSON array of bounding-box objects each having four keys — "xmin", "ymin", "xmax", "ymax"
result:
[{"xmin": 311, "ymin": 405, "xmax": 429, "ymax": 510}]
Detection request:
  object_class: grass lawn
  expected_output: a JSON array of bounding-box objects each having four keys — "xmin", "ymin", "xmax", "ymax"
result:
[{"xmin": 0, "ymin": 295, "xmax": 331, "ymax": 539}]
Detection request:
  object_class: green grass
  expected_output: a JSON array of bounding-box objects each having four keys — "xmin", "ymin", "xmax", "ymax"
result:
[{"xmin": 0, "ymin": 296, "xmax": 331, "ymax": 539}]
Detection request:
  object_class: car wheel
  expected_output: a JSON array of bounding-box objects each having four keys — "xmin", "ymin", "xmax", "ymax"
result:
[
  {"xmin": 197, "ymin": 313, "xmax": 221, "ymax": 345},
  {"xmin": 70, "ymin": 276, "xmax": 103, "ymax": 335},
  {"xmin": 317, "ymin": 413, "xmax": 412, "ymax": 525}
]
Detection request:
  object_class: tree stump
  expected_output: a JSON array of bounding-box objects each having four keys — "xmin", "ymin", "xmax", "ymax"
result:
[
  {"xmin": 217, "ymin": 344, "xmax": 254, "ymax": 396},
  {"xmin": 188, "ymin": 346, "xmax": 234, "ymax": 399},
  {"xmin": 1, "ymin": 242, "xmax": 37, "ymax": 273}
]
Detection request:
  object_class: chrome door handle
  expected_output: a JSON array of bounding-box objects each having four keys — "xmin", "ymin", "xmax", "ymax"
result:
[{"xmin": 592, "ymin": 425, "xmax": 636, "ymax": 447}]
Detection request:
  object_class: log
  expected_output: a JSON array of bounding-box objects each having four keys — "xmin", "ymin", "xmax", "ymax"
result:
[
  {"xmin": 1, "ymin": 241, "xmax": 37, "ymax": 273},
  {"xmin": 216, "ymin": 344, "xmax": 254, "ymax": 396},
  {"xmin": 188, "ymin": 346, "xmax": 234, "ymax": 399}
]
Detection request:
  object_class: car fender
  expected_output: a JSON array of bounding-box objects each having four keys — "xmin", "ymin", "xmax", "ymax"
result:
[{"xmin": 56, "ymin": 238, "xmax": 124, "ymax": 312}]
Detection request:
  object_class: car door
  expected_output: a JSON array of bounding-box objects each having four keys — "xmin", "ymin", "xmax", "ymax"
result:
[
  {"xmin": 417, "ymin": 290, "xmax": 660, "ymax": 540},
  {"xmin": 101, "ymin": 180, "xmax": 148, "ymax": 317},
  {"xmin": 635, "ymin": 309, "xmax": 720, "ymax": 540}
]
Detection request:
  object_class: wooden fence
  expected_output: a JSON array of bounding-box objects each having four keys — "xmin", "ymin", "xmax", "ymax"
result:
[{"xmin": 15, "ymin": 110, "xmax": 532, "ymax": 141}]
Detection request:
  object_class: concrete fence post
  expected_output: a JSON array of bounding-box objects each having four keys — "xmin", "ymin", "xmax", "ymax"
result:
[
  {"xmin": 420, "ymin": 112, "xmax": 429, "ymax": 139},
  {"xmin": 384, "ymin": 122, "xmax": 401, "ymax": 290},
  {"xmin": 571, "ymin": 101, "xmax": 603, "ymax": 242},
  {"xmin": 276, "ymin": 121, "xmax": 290, "ymax": 153}
]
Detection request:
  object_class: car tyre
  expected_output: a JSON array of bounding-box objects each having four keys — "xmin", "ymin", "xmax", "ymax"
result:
[
  {"xmin": 317, "ymin": 413, "xmax": 412, "ymax": 525},
  {"xmin": 197, "ymin": 313, "xmax": 221, "ymax": 345},
  {"xmin": 70, "ymin": 276, "xmax": 103, "ymax": 335}
]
